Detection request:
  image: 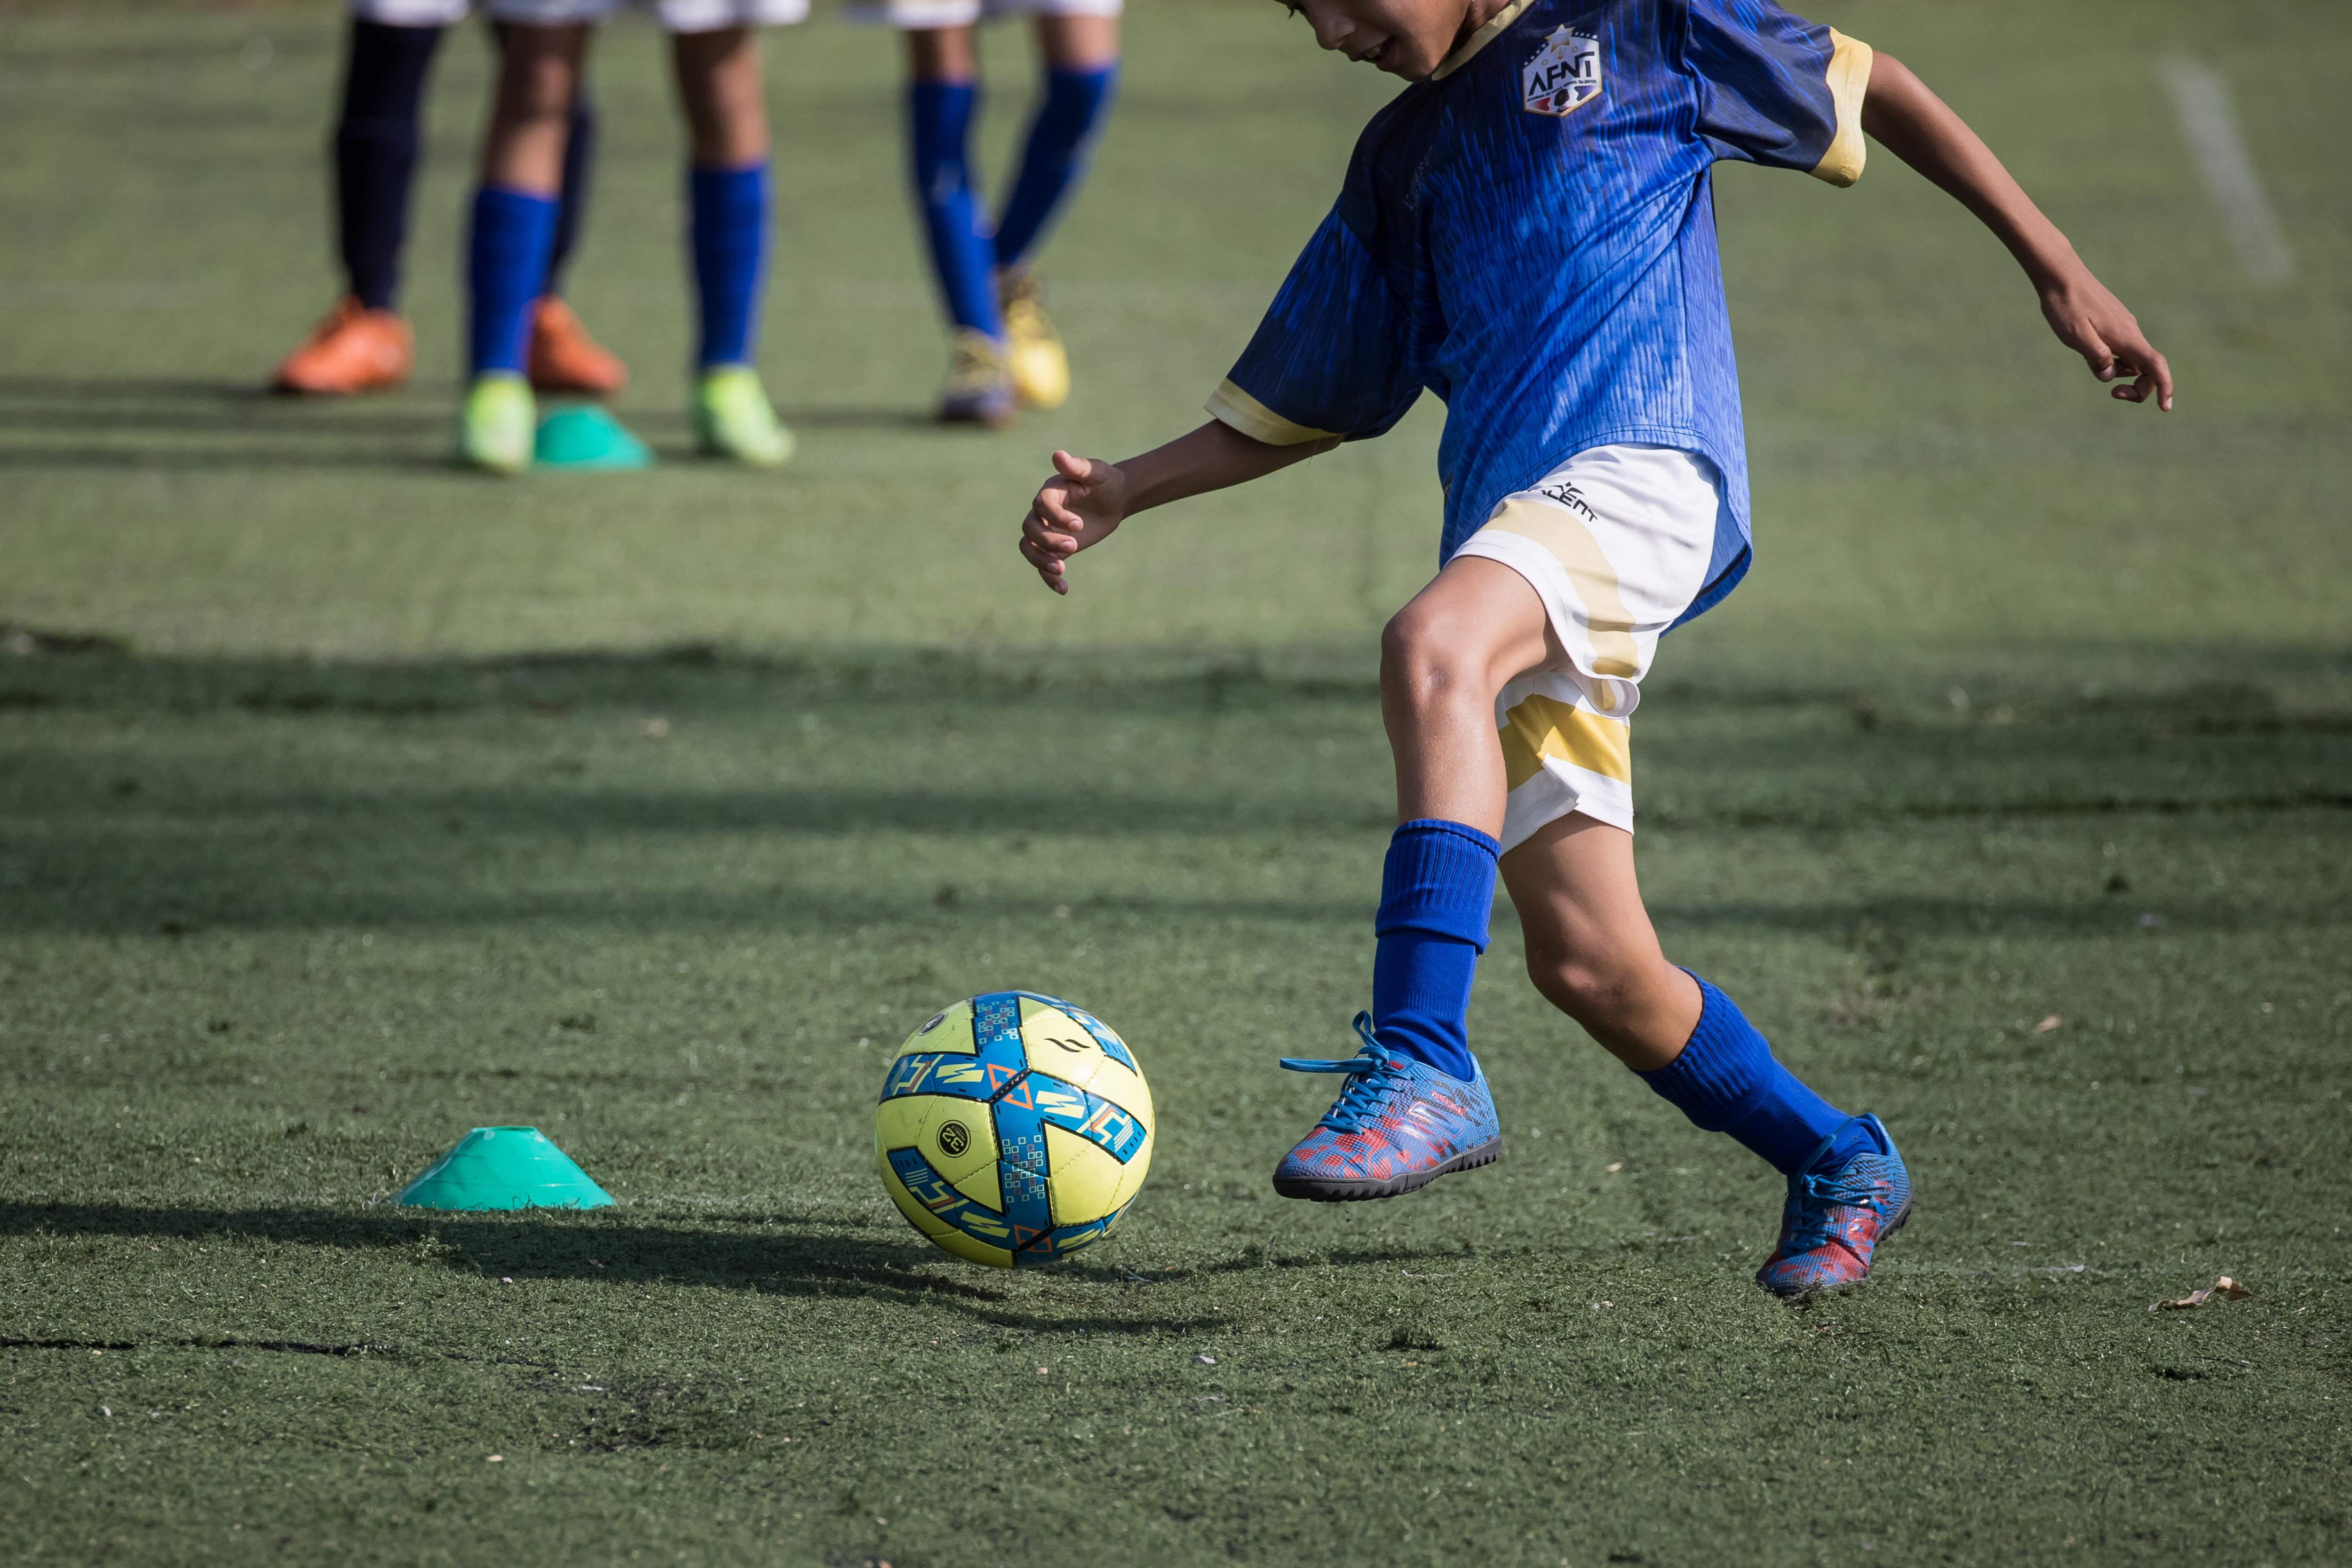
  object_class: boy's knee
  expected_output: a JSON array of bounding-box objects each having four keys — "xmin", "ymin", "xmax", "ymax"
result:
[{"xmin": 1380, "ymin": 600, "xmax": 1480, "ymax": 711}]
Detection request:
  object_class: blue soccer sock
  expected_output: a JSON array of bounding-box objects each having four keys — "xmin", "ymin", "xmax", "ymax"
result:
[
  {"xmin": 1637, "ymin": 973, "xmax": 1865, "ymax": 1174},
  {"xmin": 335, "ymin": 19, "xmax": 445, "ymax": 311},
  {"xmin": 688, "ymin": 160, "xmax": 770, "ymax": 368},
  {"xmin": 467, "ymin": 185, "xmax": 559, "ymax": 376},
  {"xmin": 907, "ymin": 80, "xmax": 1001, "ymax": 340},
  {"xmin": 546, "ymin": 91, "xmax": 598, "ymax": 297},
  {"xmin": 1369, "ymin": 820, "xmax": 1500, "ymax": 1081},
  {"xmin": 991, "ymin": 63, "xmax": 1118, "ymax": 272}
]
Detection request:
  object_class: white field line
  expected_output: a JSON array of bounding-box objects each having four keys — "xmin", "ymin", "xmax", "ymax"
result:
[{"xmin": 2159, "ymin": 56, "xmax": 2294, "ymax": 285}]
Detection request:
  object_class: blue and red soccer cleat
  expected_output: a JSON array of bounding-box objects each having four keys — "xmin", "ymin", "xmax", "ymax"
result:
[
  {"xmin": 1271, "ymin": 1013, "xmax": 1502, "ymax": 1201},
  {"xmin": 1754, "ymin": 1113, "xmax": 1914, "ymax": 1296}
]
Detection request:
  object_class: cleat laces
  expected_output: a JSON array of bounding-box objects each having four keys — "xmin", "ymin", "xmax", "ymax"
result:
[
  {"xmin": 1278, "ymin": 1012, "xmax": 1410, "ymax": 1133},
  {"xmin": 1782, "ymin": 1163, "xmax": 1889, "ymax": 1252}
]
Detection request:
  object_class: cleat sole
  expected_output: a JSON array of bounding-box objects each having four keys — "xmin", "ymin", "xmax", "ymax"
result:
[{"xmin": 1272, "ymin": 1138, "xmax": 1502, "ymax": 1202}]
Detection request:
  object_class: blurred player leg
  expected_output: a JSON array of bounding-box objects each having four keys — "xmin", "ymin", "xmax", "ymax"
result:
[
  {"xmin": 274, "ymin": 2, "xmax": 461, "ymax": 396},
  {"xmin": 527, "ymin": 85, "xmax": 630, "ymax": 396},
  {"xmin": 458, "ymin": 18, "xmax": 588, "ymax": 471},
  {"xmin": 1450, "ymin": 447, "xmax": 1910, "ymax": 1292},
  {"xmin": 670, "ymin": 18, "xmax": 795, "ymax": 466},
  {"xmin": 901, "ymin": 17, "xmax": 1017, "ymax": 426},
  {"xmin": 990, "ymin": 4, "xmax": 1120, "ymax": 411}
]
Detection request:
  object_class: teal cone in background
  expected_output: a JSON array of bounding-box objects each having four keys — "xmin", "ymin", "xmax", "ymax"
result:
[
  {"xmin": 395, "ymin": 1126, "xmax": 615, "ymax": 1210},
  {"xmin": 533, "ymin": 405, "xmax": 653, "ymax": 471}
]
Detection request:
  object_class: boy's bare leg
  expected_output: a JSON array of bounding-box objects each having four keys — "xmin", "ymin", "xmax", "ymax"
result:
[
  {"xmin": 671, "ymin": 26, "xmax": 769, "ymax": 167},
  {"xmin": 1383, "ymin": 554, "xmax": 1700, "ymax": 1070},
  {"xmin": 1499, "ymin": 815, "xmax": 1700, "ymax": 1072},
  {"xmin": 1378, "ymin": 556, "xmax": 1551, "ymax": 836},
  {"xmin": 481, "ymin": 23, "xmax": 588, "ymax": 195},
  {"xmin": 1035, "ymin": 12, "xmax": 1117, "ymax": 69},
  {"xmin": 906, "ymin": 24, "xmax": 976, "ymax": 82}
]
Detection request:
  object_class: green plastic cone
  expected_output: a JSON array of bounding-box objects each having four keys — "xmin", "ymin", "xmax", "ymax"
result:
[
  {"xmin": 532, "ymin": 405, "xmax": 653, "ymax": 471},
  {"xmin": 395, "ymin": 1126, "xmax": 615, "ymax": 1211}
]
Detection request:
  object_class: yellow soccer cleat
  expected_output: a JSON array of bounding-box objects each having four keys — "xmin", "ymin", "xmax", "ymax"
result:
[
  {"xmin": 938, "ymin": 329, "xmax": 1017, "ymax": 429},
  {"xmin": 454, "ymin": 372, "xmax": 535, "ymax": 475},
  {"xmin": 998, "ymin": 271, "xmax": 1070, "ymax": 411},
  {"xmin": 693, "ymin": 365, "xmax": 795, "ymax": 468}
]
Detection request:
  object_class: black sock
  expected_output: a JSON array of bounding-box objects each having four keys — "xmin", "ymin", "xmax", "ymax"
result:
[
  {"xmin": 545, "ymin": 92, "xmax": 597, "ymax": 297},
  {"xmin": 334, "ymin": 19, "xmax": 444, "ymax": 312}
]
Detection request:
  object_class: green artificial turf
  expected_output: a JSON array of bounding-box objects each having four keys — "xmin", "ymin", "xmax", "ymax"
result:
[{"xmin": 2, "ymin": 1, "xmax": 2348, "ymax": 1564}]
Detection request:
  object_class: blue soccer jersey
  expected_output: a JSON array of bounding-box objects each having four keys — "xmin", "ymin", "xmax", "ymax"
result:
[{"xmin": 1207, "ymin": 0, "xmax": 1871, "ymax": 621}]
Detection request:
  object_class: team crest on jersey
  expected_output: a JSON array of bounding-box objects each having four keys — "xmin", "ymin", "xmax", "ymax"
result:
[{"xmin": 1522, "ymin": 26, "xmax": 1600, "ymax": 117}]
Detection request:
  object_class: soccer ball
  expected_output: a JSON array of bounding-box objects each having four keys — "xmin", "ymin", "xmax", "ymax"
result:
[{"xmin": 874, "ymin": 991, "xmax": 1153, "ymax": 1268}]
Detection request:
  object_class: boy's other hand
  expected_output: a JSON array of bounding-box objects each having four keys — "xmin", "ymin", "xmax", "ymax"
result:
[
  {"xmin": 1021, "ymin": 449, "xmax": 1128, "ymax": 595},
  {"xmin": 2040, "ymin": 267, "xmax": 2174, "ymax": 412}
]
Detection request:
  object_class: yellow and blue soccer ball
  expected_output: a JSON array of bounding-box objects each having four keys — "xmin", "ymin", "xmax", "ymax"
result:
[{"xmin": 874, "ymin": 991, "xmax": 1153, "ymax": 1268}]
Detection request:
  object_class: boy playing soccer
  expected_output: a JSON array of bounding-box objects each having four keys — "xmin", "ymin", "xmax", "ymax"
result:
[
  {"xmin": 273, "ymin": 0, "xmax": 626, "ymax": 399},
  {"xmin": 845, "ymin": 0, "xmax": 1120, "ymax": 426},
  {"xmin": 457, "ymin": 0, "xmax": 802, "ymax": 473},
  {"xmin": 1018, "ymin": 0, "xmax": 2169, "ymax": 1293}
]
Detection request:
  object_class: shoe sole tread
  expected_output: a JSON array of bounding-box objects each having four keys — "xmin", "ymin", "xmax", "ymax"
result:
[{"xmin": 1271, "ymin": 1138, "xmax": 1502, "ymax": 1202}]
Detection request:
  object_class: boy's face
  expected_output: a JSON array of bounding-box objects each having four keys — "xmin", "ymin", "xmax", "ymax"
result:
[{"xmin": 1287, "ymin": 0, "xmax": 1486, "ymax": 82}]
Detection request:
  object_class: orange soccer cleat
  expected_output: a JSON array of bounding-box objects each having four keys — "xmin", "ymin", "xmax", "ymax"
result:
[
  {"xmin": 271, "ymin": 296, "xmax": 413, "ymax": 396},
  {"xmin": 526, "ymin": 297, "xmax": 628, "ymax": 397}
]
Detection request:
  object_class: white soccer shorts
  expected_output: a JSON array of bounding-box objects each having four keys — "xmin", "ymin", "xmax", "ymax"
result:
[
  {"xmin": 350, "ymin": 0, "xmax": 474, "ymax": 25},
  {"xmin": 840, "ymin": 0, "xmax": 1120, "ymax": 31},
  {"xmin": 483, "ymin": 0, "xmax": 810, "ymax": 29},
  {"xmin": 1448, "ymin": 443, "xmax": 1725, "ymax": 851}
]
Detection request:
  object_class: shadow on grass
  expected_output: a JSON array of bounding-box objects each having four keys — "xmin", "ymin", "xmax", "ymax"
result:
[
  {"xmin": 0, "ymin": 1201, "xmax": 1232, "ymax": 1336},
  {"xmin": 0, "ymin": 637, "xmax": 2343, "ymax": 937},
  {"xmin": 771, "ymin": 403, "xmax": 940, "ymax": 432}
]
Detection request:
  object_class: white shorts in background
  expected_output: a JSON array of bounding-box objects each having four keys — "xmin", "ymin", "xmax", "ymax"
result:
[
  {"xmin": 485, "ymin": 0, "xmax": 810, "ymax": 29},
  {"xmin": 351, "ymin": 0, "xmax": 474, "ymax": 25},
  {"xmin": 1448, "ymin": 444, "xmax": 1725, "ymax": 850},
  {"xmin": 840, "ymin": 0, "xmax": 1120, "ymax": 31}
]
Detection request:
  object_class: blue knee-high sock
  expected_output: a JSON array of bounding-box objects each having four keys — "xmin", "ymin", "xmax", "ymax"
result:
[
  {"xmin": 467, "ymin": 185, "xmax": 559, "ymax": 376},
  {"xmin": 991, "ymin": 63, "xmax": 1118, "ymax": 271},
  {"xmin": 546, "ymin": 92, "xmax": 597, "ymax": 297},
  {"xmin": 688, "ymin": 160, "xmax": 769, "ymax": 368},
  {"xmin": 335, "ymin": 19, "xmax": 445, "ymax": 311},
  {"xmin": 1638, "ymin": 974, "xmax": 1864, "ymax": 1174},
  {"xmin": 907, "ymin": 80, "xmax": 1001, "ymax": 339},
  {"xmin": 1369, "ymin": 820, "xmax": 1500, "ymax": 1081}
]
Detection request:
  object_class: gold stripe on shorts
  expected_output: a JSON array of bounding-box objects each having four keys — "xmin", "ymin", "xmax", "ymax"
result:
[
  {"xmin": 1499, "ymin": 693, "xmax": 1631, "ymax": 793},
  {"xmin": 1478, "ymin": 498, "xmax": 1641, "ymax": 677}
]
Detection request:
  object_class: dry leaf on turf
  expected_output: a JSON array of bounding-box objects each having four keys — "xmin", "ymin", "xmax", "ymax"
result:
[
  {"xmin": 2035, "ymin": 1015, "xmax": 2063, "ymax": 1033},
  {"xmin": 2148, "ymin": 1275, "xmax": 2256, "ymax": 1312}
]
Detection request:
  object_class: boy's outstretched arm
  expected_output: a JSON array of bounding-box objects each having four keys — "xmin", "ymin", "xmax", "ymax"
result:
[
  {"xmin": 1862, "ymin": 53, "xmax": 2173, "ymax": 411},
  {"xmin": 1019, "ymin": 421, "xmax": 1339, "ymax": 594}
]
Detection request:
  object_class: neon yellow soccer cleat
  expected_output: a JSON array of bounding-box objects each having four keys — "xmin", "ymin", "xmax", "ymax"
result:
[
  {"xmin": 454, "ymin": 372, "xmax": 536, "ymax": 475},
  {"xmin": 693, "ymin": 365, "xmax": 795, "ymax": 468},
  {"xmin": 998, "ymin": 271, "xmax": 1070, "ymax": 411},
  {"xmin": 938, "ymin": 329, "xmax": 1017, "ymax": 428}
]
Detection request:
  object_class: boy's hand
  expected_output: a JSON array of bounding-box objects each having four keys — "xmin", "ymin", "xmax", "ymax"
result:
[
  {"xmin": 1862, "ymin": 53, "xmax": 2176, "ymax": 414},
  {"xmin": 1020, "ymin": 449, "xmax": 1128, "ymax": 596},
  {"xmin": 1012, "ymin": 421, "xmax": 1338, "ymax": 595},
  {"xmin": 2040, "ymin": 266, "xmax": 2174, "ymax": 411}
]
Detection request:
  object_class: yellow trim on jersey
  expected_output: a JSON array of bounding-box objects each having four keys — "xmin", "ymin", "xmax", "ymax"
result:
[
  {"xmin": 1500, "ymin": 693, "xmax": 1631, "ymax": 792},
  {"xmin": 1477, "ymin": 497, "xmax": 1642, "ymax": 678},
  {"xmin": 1205, "ymin": 379, "xmax": 1340, "ymax": 446},
  {"xmin": 1432, "ymin": 0, "xmax": 1537, "ymax": 82},
  {"xmin": 1810, "ymin": 30, "xmax": 1873, "ymax": 187}
]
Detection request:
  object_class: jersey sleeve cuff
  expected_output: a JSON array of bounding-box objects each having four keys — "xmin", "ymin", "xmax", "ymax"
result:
[
  {"xmin": 1205, "ymin": 379, "xmax": 1342, "ymax": 446},
  {"xmin": 1809, "ymin": 30, "xmax": 1873, "ymax": 188}
]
